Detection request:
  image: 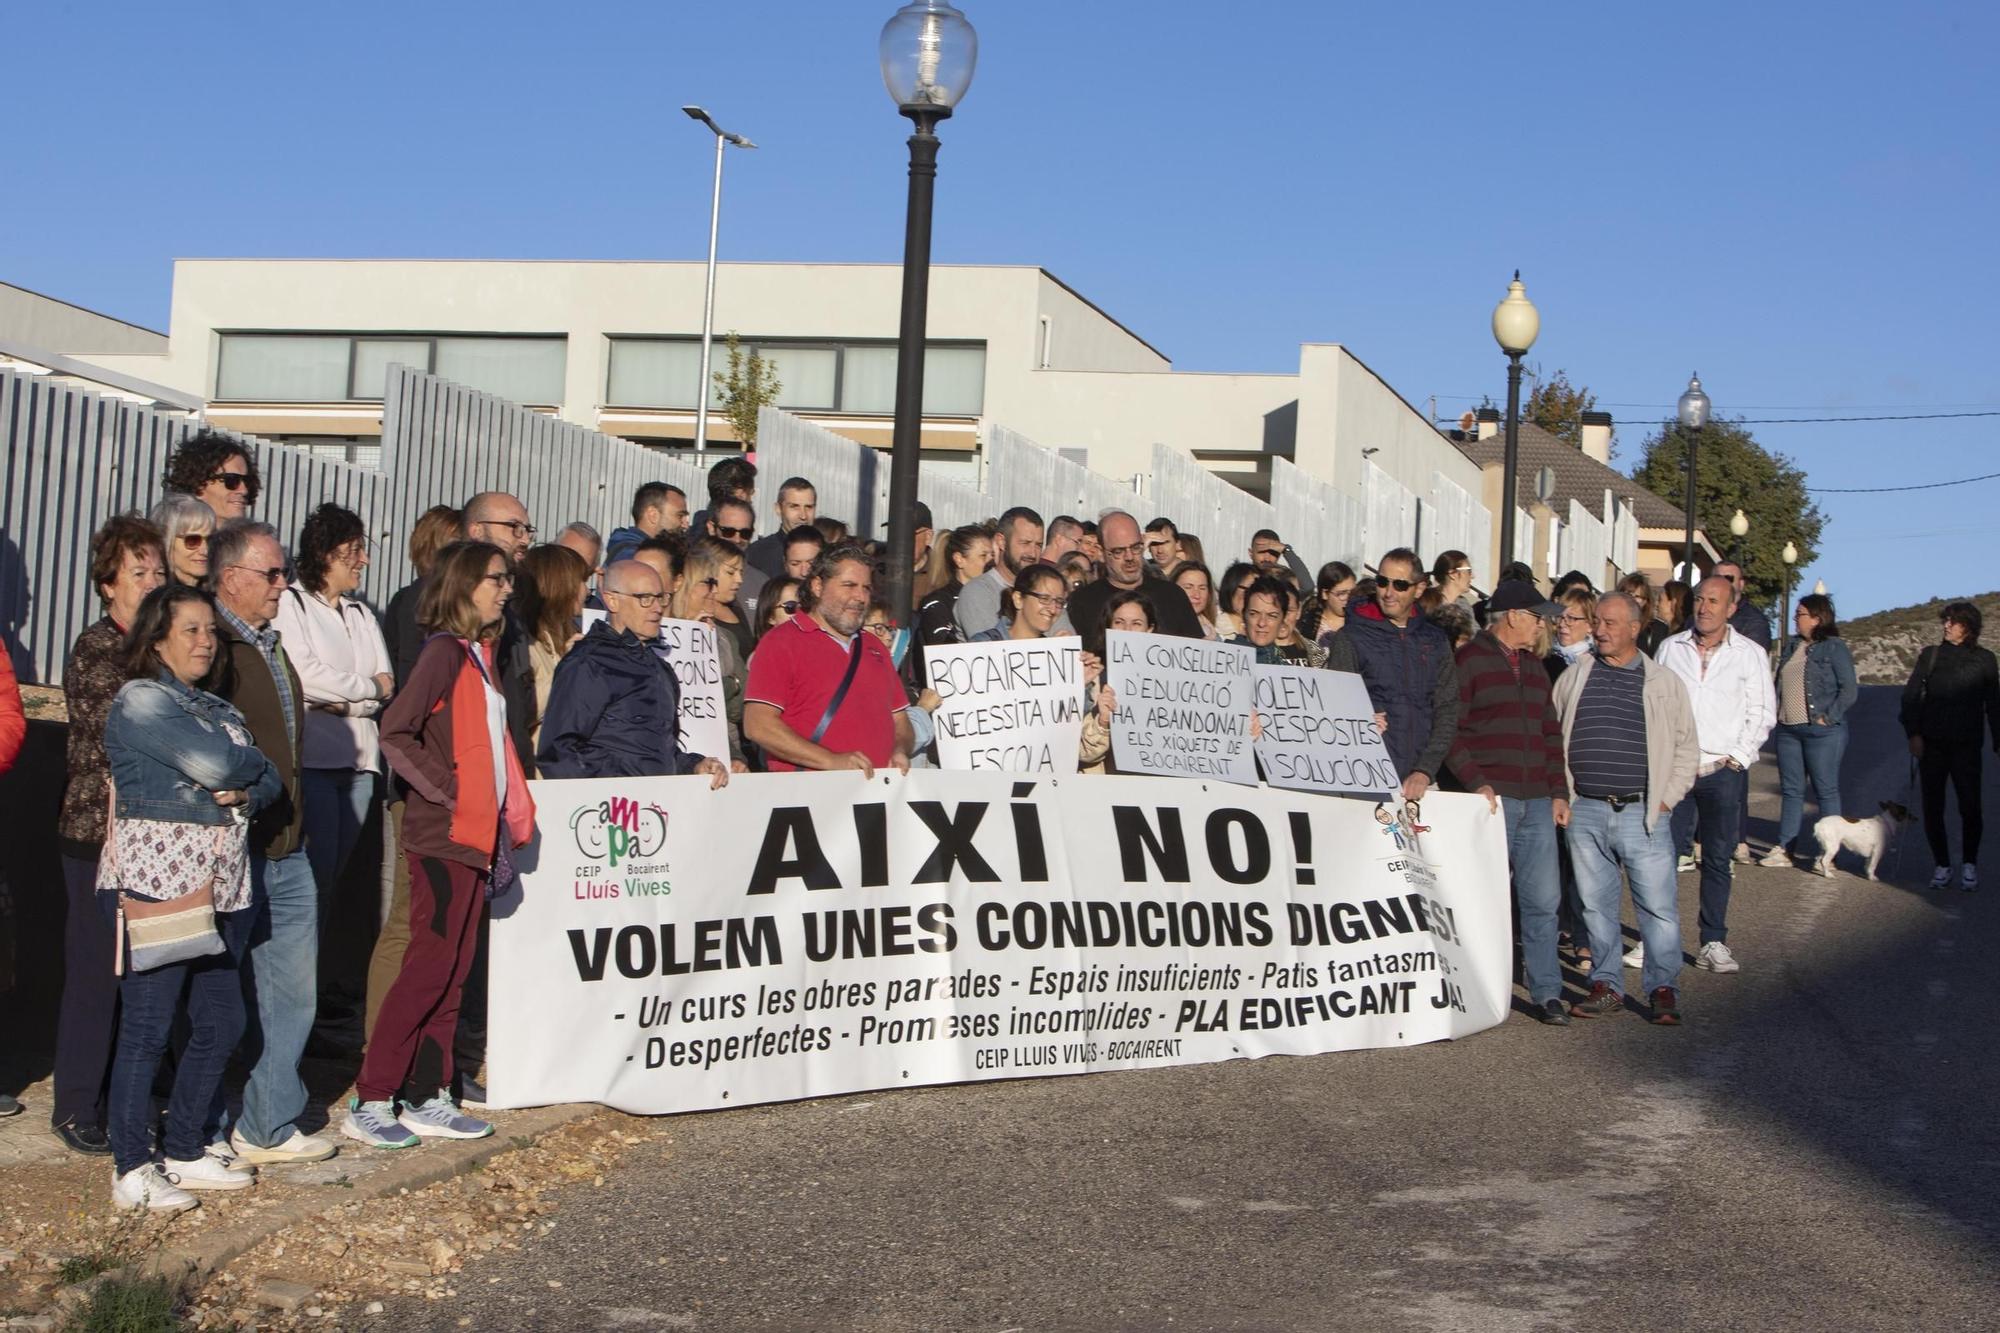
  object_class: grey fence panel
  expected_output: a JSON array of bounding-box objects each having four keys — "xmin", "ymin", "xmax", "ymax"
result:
[
  {"xmin": 917, "ymin": 471, "xmax": 990, "ymax": 534},
  {"xmin": 985, "ymin": 424, "xmax": 1142, "ymax": 530},
  {"xmin": 756, "ymin": 408, "xmax": 881, "ymax": 536},
  {"xmin": 1362, "ymin": 462, "xmax": 1418, "ymax": 564},
  {"xmin": 1149, "ymin": 444, "xmax": 1280, "ymax": 575},
  {"xmin": 1270, "ymin": 457, "xmax": 1364, "ymax": 571}
]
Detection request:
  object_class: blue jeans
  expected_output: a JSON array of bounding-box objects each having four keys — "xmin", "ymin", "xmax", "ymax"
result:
[
  {"xmin": 236, "ymin": 850, "xmax": 319, "ymax": 1148},
  {"xmin": 1671, "ymin": 766, "xmax": 1746, "ymax": 945},
  {"xmin": 107, "ymin": 903, "xmax": 253, "ymax": 1174},
  {"xmin": 302, "ymin": 768, "xmax": 378, "ymax": 927},
  {"xmin": 1502, "ymin": 796, "xmax": 1563, "ymax": 1005},
  {"xmin": 1774, "ymin": 722, "xmax": 1846, "ymax": 854},
  {"xmin": 1568, "ymin": 797, "xmax": 1683, "ymax": 996}
]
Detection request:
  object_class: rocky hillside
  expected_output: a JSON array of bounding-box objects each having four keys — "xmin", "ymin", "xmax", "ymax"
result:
[{"xmin": 1843, "ymin": 592, "xmax": 2000, "ymax": 684}]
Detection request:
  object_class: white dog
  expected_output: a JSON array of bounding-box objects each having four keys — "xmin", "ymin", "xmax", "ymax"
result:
[{"xmin": 1812, "ymin": 801, "xmax": 1915, "ymax": 880}]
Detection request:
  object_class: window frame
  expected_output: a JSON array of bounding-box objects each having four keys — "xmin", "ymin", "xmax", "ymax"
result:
[{"xmin": 603, "ymin": 334, "xmax": 986, "ymax": 416}]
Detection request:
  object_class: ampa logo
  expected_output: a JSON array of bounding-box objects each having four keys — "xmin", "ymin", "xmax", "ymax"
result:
[{"xmin": 571, "ymin": 796, "xmax": 668, "ymax": 868}]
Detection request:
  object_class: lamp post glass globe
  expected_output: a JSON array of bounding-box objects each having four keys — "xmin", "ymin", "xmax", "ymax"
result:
[
  {"xmin": 880, "ymin": 1, "xmax": 977, "ymax": 109},
  {"xmin": 1491, "ymin": 272, "xmax": 1540, "ymax": 355},
  {"xmin": 1782, "ymin": 541, "xmax": 1798, "ymax": 565},
  {"xmin": 1813, "ymin": 579, "xmax": 1827, "ymax": 596},
  {"xmin": 1730, "ymin": 509, "xmax": 1750, "ymax": 539},
  {"xmin": 1677, "ymin": 373, "xmax": 1711, "ymax": 431}
]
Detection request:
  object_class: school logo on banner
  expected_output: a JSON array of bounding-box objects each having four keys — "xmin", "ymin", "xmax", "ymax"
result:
[{"xmin": 568, "ymin": 794, "xmax": 674, "ymax": 899}]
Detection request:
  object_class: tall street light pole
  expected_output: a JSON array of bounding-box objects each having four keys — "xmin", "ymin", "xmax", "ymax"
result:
[
  {"xmin": 880, "ymin": 0, "xmax": 977, "ymax": 624},
  {"xmin": 684, "ymin": 106, "xmax": 755, "ymax": 457},
  {"xmin": 1678, "ymin": 373, "xmax": 1711, "ymax": 580},
  {"xmin": 1780, "ymin": 540, "xmax": 1798, "ymax": 657},
  {"xmin": 1491, "ymin": 272, "xmax": 1540, "ymax": 574}
]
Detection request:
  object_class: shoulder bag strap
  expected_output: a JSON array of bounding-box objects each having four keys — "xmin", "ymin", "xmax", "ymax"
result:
[{"xmin": 810, "ymin": 637, "xmax": 866, "ymax": 747}]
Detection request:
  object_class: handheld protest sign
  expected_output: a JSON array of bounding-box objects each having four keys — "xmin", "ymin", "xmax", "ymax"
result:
[
  {"xmin": 1103, "ymin": 630, "xmax": 1257, "ymax": 785},
  {"xmin": 924, "ymin": 638, "xmax": 1085, "ymax": 774}
]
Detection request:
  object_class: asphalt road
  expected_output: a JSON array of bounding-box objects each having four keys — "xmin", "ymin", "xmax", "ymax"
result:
[{"xmin": 367, "ymin": 685, "xmax": 2000, "ymax": 1332}]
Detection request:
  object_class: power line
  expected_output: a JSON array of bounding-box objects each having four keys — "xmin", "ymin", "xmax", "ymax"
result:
[
  {"xmin": 1611, "ymin": 410, "xmax": 2000, "ymax": 426},
  {"xmin": 1433, "ymin": 393, "xmax": 2000, "ymax": 411},
  {"xmin": 1807, "ymin": 469, "xmax": 2000, "ymax": 495}
]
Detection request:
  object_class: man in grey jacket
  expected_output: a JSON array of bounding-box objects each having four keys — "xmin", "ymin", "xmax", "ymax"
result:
[{"xmin": 1552, "ymin": 592, "xmax": 1701, "ymax": 1026}]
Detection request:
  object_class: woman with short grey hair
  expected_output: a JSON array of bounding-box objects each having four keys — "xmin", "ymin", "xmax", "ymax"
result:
[{"xmin": 148, "ymin": 495, "xmax": 216, "ymax": 588}]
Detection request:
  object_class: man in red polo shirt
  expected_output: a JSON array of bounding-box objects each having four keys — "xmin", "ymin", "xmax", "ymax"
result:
[{"xmin": 745, "ymin": 545, "xmax": 913, "ymax": 776}]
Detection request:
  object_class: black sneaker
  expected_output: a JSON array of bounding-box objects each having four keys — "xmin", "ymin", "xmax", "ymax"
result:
[
  {"xmin": 1570, "ymin": 981, "xmax": 1624, "ymax": 1018},
  {"xmin": 1649, "ymin": 987, "xmax": 1682, "ymax": 1026},
  {"xmin": 1532, "ymin": 998, "xmax": 1570, "ymax": 1026},
  {"xmin": 53, "ymin": 1120, "xmax": 113, "ymax": 1154}
]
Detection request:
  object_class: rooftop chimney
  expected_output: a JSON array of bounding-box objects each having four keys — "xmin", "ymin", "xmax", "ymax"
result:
[
  {"xmin": 1475, "ymin": 406, "xmax": 1500, "ymax": 441},
  {"xmin": 1579, "ymin": 409, "xmax": 1613, "ymax": 463}
]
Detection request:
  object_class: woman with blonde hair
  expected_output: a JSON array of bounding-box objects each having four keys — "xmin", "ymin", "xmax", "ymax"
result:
[
  {"xmin": 673, "ymin": 536, "xmax": 751, "ymax": 768},
  {"xmin": 147, "ymin": 495, "xmax": 215, "ymax": 589}
]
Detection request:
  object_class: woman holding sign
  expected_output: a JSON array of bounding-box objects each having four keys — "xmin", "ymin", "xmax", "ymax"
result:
[{"xmin": 672, "ymin": 537, "xmax": 752, "ymax": 769}]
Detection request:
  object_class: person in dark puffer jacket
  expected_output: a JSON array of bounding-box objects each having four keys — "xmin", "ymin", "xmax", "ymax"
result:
[
  {"xmin": 536, "ymin": 560, "xmax": 731, "ymax": 785},
  {"xmin": 1325, "ymin": 548, "xmax": 1460, "ymax": 801},
  {"xmin": 1900, "ymin": 600, "xmax": 2000, "ymax": 890}
]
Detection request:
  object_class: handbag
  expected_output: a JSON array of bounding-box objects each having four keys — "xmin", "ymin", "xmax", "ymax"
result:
[{"xmin": 97, "ymin": 783, "xmax": 229, "ymax": 976}]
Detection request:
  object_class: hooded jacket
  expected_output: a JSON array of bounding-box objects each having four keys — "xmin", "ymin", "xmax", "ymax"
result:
[
  {"xmin": 535, "ymin": 620, "xmax": 709, "ymax": 779},
  {"xmin": 1325, "ymin": 601, "xmax": 1459, "ymax": 782}
]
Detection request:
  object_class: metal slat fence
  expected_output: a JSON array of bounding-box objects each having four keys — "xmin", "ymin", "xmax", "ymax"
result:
[
  {"xmin": 1269, "ymin": 457, "xmax": 1364, "ymax": 573},
  {"xmin": 1149, "ymin": 444, "xmax": 1281, "ymax": 576}
]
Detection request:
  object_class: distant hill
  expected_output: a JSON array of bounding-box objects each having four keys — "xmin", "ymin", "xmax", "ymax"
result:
[{"xmin": 1841, "ymin": 592, "xmax": 2000, "ymax": 684}]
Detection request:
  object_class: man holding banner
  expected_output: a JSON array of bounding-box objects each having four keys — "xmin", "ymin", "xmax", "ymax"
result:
[{"xmin": 537, "ymin": 560, "xmax": 731, "ymax": 786}]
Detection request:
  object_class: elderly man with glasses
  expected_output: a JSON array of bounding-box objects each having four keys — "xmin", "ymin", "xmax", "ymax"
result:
[{"xmin": 535, "ymin": 560, "xmax": 729, "ymax": 785}]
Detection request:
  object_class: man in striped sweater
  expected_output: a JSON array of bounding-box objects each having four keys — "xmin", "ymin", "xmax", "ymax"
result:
[{"xmin": 1445, "ymin": 581, "xmax": 1570, "ymax": 1025}]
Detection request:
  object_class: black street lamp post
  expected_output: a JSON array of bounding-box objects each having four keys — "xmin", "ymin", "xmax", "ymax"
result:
[
  {"xmin": 880, "ymin": 1, "xmax": 977, "ymax": 625},
  {"xmin": 1678, "ymin": 373, "xmax": 1711, "ymax": 579},
  {"xmin": 1491, "ymin": 273, "xmax": 1539, "ymax": 572}
]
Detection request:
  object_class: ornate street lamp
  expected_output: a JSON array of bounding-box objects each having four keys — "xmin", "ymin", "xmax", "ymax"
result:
[
  {"xmin": 1677, "ymin": 373, "xmax": 1711, "ymax": 579},
  {"xmin": 1729, "ymin": 508, "xmax": 1750, "ymax": 561},
  {"xmin": 880, "ymin": 0, "xmax": 978, "ymax": 623},
  {"xmin": 1492, "ymin": 273, "xmax": 1540, "ymax": 571},
  {"xmin": 683, "ymin": 106, "xmax": 756, "ymax": 456}
]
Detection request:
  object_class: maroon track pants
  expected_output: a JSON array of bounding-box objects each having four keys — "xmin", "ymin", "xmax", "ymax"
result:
[{"xmin": 357, "ymin": 854, "xmax": 486, "ymax": 1104}]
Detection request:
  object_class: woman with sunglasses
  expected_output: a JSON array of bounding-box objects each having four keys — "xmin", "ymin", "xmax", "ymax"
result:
[
  {"xmin": 672, "ymin": 537, "xmax": 752, "ymax": 771},
  {"xmin": 351, "ymin": 541, "xmax": 534, "ymax": 1150},
  {"xmin": 148, "ymin": 495, "xmax": 216, "ymax": 588},
  {"xmin": 756, "ymin": 577, "xmax": 806, "ymax": 640},
  {"xmin": 272, "ymin": 504, "xmax": 395, "ymax": 931}
]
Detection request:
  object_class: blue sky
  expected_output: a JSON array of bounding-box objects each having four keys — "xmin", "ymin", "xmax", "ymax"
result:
[{"xmin": 7, "ymin": 1, "xmax": 1995, "ymax": 616}]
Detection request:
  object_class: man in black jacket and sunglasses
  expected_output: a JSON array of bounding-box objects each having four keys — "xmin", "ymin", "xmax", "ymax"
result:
[{"xmin": 1325, "ymin": 546, "xmax": 1460, "ymax": 803}]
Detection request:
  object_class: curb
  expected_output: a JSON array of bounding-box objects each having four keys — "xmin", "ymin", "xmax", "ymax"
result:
[{"xmin": 132, "ymin": 1103, "xmax": 597, "ymax": 1284}]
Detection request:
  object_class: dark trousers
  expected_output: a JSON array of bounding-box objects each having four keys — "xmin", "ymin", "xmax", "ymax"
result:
[
  {"xmin": 1920, "ymin": 740, "xmax": 1984, "ymax": 866},
  {"xmin": 107, "ymin": 904, "xmax": 252, "ymax": 1175},
  {"xmin": 52, "ymin": 854, "xmax": 118, "ymax": 1130},
  {"xmin": 1672, "ymin": 766, "xmax": 1747, "ymax": 945},
  {"xmin": 357, "ymin": 854, "xmax": 485, "ymax": 1105}
]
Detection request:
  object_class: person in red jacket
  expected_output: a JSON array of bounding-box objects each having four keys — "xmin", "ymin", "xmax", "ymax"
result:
[
  {"xmin": 1446, "ymin": 581, "xmax": 1569, "ymax": 1026},
  {"xmin": 349, "ymin": 541, "xmax": 535, "ymax": 1150}
]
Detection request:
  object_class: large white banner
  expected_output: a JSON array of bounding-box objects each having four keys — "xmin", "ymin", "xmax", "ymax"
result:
[
  {"xmin": 1104, "ymin": 631, "xmax": 1257, "ymax": 784},
  {"xmin": 924, "ymin": 639, "xmax": 1084, "ymax": 774},
  {"xmin": 1253, "ymin": 665, "xmax": 1400, "ymax": 798},
  {"xmin": 580, "ymin": 611, "xmax": 728, "ymax": 762},
  {"xmin": 487, "ymin": 772, "xmax": 1512, "ymax": 1116}
]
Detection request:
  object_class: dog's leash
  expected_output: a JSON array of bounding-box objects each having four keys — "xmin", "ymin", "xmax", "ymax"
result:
[{"xmin": 1894, "ymin": 755, "xmax": 1920, "ymax": 882}]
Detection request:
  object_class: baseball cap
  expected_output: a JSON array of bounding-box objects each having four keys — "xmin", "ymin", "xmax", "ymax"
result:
[
  {"xmin": 1486, "ymin": 581, "xmax": 1559, "ymax": 618},
  {"xmin": 883, "ymin": 501, "xmax": 934, "ymax": 533}
]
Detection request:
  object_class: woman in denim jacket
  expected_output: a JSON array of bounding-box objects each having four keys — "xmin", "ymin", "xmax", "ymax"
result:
[
  {"xmin": 1762, "ymin": 593, "xmax": 1860, "ymax": 868},
  {"xmin": 100, "ymin": 584, "xmax": 280, "ymax": 1213}
]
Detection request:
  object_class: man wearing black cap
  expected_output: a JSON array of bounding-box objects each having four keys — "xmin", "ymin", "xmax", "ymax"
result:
[{"xmin": 1445, "ymin": 579, "xmax": 1571, "ymax": 1025}]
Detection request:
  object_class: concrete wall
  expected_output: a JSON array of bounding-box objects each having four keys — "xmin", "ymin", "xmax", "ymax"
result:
[
  {"xmin": 0, "ymin": 282, "xmax": 166, "ymax": 357},
  {"xmin": 1032, "ymin": 272, "xmax": 1171, "ymax": 373},
  {"xmin": 1291, "ymin": 343, "xmax": 1485, "ymax": 507},
  {"xmin": 995, "ymin": 368, "xmax": 1298, "ymax": 483}
]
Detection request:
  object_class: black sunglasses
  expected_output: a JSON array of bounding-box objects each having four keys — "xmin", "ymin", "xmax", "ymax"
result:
[
  {"xmin": 714, "ymin": 524, "xmax": 753, "ymax": 540},
  {"xmin": 208, "ymin": 472, "xmax": 251, "ymax": 491},
  {"xmin": 1381, "ymin": 577, "xmax": 1418, "ymax": 592}
]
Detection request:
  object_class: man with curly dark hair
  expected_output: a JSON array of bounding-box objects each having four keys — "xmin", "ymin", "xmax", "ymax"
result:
[{"xmin": 163, "ymin": 429, "xmax": 260, "ymax": 520}]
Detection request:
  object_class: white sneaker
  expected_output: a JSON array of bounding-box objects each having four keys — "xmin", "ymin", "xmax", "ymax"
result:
[
  {"xmin": 1964, "ymin": 864, "xmax": 1980, "ymax": 892},
  {"xmin": 1733, "ymin": 842, "xmax": 1755, "ymax": 864},
  {"xmin": 113, "ymin": 1164, "xmax": 198, "ymax": 1213},
  {"xmin": 1757, "ymin": 847, "xmax": 1792, "ymax": 868},
  {"xmin": 164, "ymin": 1153, "xmax": 256, "ymax": 1192},
  {"xmin": 230, "ymin": 1127, "xmax": 337, "ymax": 1165},
  {"xmin": 1930, "ymin": 867, "xmax": 1953, "ymax": 890},
  {"xmin": 1677, "ymin": 855, "xmax": 1697, "ymax": 874},
  {"xmin": 1696, "ymin": 941, "xmax": 1740, "ymax": 974},
  {"xmin": 1622, "ymin": 942, "xmax": 1645, "ymax": 970}
]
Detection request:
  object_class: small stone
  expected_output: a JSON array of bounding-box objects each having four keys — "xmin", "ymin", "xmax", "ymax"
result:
[
  {"xmin": 429, "ymin": 1239, "xmax": 458, "ymax": 1272},
  {"xmin": 254, "ymin": 1277, "xmax": 315, "ymax": 1312},
  {"xmin": 547, "ymin": 1279, "xmax": 563, "ymax": 1289},
  {"xmin": 366, "ymin": 1303, "xmax": 384, "ymax": 1315},
  {"xmin": 320, "ymin": 1238, "xmax": 350, "ymax": 1258},
  {"xmin": 383, "ymin": 1258, "xmax": 431, "ymax": 1278},
  {"xmin": 305, "ymin": 1308, "xmax": 324, "ymax": 1319},
  {"xmin": 8, "ymin": 1316, "xmax": 57, "ymax": 1332}
]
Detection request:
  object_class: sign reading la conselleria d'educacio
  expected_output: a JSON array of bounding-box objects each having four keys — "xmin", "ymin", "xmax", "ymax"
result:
[{"xmin": 485, "ymin": 771, "xmax": 1511, "ymax": 1116}]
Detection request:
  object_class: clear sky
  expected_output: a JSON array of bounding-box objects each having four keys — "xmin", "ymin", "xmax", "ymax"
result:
[{"xmin": 7, "ymin": 1, "xmax": 1995, "ymax": 616}]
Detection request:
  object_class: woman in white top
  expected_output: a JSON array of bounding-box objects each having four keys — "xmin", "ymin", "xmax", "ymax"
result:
[{"xmin": 271, "ymin": 504, "xmax": 394, "ymax": 915}]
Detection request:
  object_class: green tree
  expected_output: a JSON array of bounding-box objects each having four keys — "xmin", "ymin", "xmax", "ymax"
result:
[
  {"xmin": 1632, "ymin": 418, "xmax": 1825, "ymax": 608},
  {"xmin": 1525, "ymin": 367, "xmax": 1605, "ymax": 454},
  {"xmin": 712, "ymin": 332, "xmax": 781, "ymax": 448}
]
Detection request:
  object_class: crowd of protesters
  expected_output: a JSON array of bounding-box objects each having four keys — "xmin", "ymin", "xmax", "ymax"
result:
[{"xmin": 8, "ymin": 425, "xmax": 1996, "ymax": 1210}]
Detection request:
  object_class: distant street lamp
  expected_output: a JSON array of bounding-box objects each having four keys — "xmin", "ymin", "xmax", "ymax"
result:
[
  {"xmin": 1677, "ymin": 373, "xmax": 1711, "ymax": 579},
  {"xmin": 1813, "ymin": 578, "xmax": 1827, "ymax": 596},
  {"xmin": 1780, "ymin": 540, "xmax": 1799, "ymax": 656},
  {"xmin": 1492, "ymin": 272, "xmax": 1540, "ymax": 570},
  {"xmin": 880, "ymin": 0, "xmax": 978, "ymax": 624},
  {"xmin": 684, "ymin": 106, "xmax": 756, "ymax": 456},
  {"xmin": 1729, "ymin": 508, "xmax": 1750, "ymax": 561}
]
